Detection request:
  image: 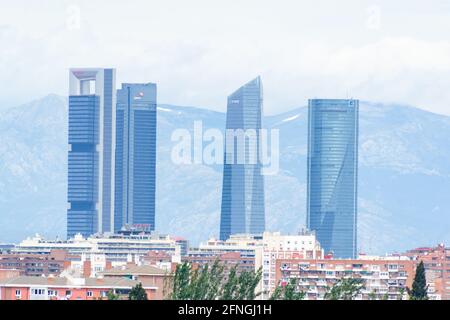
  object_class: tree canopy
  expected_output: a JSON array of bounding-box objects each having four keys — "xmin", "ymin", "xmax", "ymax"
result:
[
  {"xmin": 407, "ymin": 261, "xmax": 428, "ymax": 300},
  {"xmin": 324, "ymin": 278, "xmax": 365, "ymax": 300},
  {"xmin": 270, "ymin": 278, "xmax": 305, "ymax": 300},
  {"xmin": 166, "ymin": 261, "xmax": 262, "ymax": 300},
  {"xmin": 129, "ymin": 283, "xmax": 148, "ymax": 300}
]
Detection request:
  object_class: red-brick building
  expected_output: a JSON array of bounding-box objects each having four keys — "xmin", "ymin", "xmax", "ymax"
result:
[
  {"xmin": 183, "ymin": 252, "xmax": 254, "ymax": 275},
  {"xmin": 0, "ymin": 250, "xmax": 75, "ymax": 277},
  {"xmin": 403, "ymin": 244, "xmax": 450, "ymax": 300},
  {"xmin": 0, "ymin": 276, "xmax": 158, "ymax": 300},
  {"xmin": 100, "ymin": 264, "xmax": 171, "ymax": 300},
  {"xmin": 274, "ymin": 256, "xmax": 415, "ymax": 300}
]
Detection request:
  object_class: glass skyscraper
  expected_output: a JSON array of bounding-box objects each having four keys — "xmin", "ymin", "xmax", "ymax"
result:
[
  {"xmin": 307, "ymin": 99, "xmax": 359, "ymax": 258},
  {"xmin": 67, "ymin": 68, "xmax": 116, "ymax": 238},
  {"xmin": 114, "ymin": 83, "xmax": 157, "ymax": 232},
  {"xmin": 220, "ymin": 77, "xmax": 265, "ymax": 240}
]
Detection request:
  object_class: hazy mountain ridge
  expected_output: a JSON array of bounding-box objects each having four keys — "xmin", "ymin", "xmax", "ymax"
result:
[{"xmin": 0, "ymin": 95, "xmax": 449, "ymax": 254}]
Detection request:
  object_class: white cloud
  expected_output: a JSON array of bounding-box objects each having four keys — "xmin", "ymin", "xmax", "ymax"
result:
[{"xmin": 0, "ymin": 0, "xmax": 449, "ymax": 116}]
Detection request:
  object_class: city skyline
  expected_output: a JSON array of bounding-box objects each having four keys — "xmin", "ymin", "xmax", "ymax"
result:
[
  {"xmin": 65, "ymin": 67, "xmax": 360, "ymax": 258},
  {"xmin": 0, "ymin": 66, "xmax": 446, "ymax": 256},
  {"xmin": 0, "ymin": 69, "xmax": 449, "ymax": 302}
]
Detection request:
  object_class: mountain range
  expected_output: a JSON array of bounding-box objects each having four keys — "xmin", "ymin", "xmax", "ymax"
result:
[{"xmin": 0, "ymin": 94, "xmax": 449, "ymax": 254}]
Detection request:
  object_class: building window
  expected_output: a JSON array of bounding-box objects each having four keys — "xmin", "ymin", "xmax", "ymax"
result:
[
  {"xmin": 87, "ymin": 291, "xmax": 93, "ymax": 297},
  {"xmin": 66, "ymin": 290, "xmax": 72, "ymax": 297},
  {"xmin": 15, "ymin": 290, "xmax": 21, "ymax": 298},
  {"xmin": 32, "ymin": 289, "xmax": 45, "ymax": 295},
  {"xmin": 101, "ymin": 291, "xmax": 108, "ymax": 297}
]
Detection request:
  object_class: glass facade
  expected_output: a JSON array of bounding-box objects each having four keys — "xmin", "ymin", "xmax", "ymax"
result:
[
  {"xmin": 307, "ymin": 99, "xmax": 359, "ymax": 258},
  {"xmin": 114, "ymin": 83, "xmax": 157, "ymax": 232},
  {"xmin": 67, "ymin": 68, "xmax": 116, "ymax": 238},
  {"xmin": 220, "ymin": 77, "xmax": 265, "ymax": 240},
  {"xmin": 67, "ymin": 95, "xmax": 99, "ymax": 237},
  {"xmin": 101, "ymin": 69, "xmax": 115, "ymax": 233}
]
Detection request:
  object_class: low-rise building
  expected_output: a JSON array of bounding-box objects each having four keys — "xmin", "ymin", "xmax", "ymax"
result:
[
  {"xmin": 0, "ymin": 275, "xmax": 158, "ymax": 300},
  {"xmin": 183, "ymin": 251, "xmax": 254, "ymax": 278},
  {"xmin": 0, "ymin": 250, "xmax": 74, "ymax": 276},
  {"xmin": 193, "ymin": 234, "xmax": 262, "ymax": 258},
  {"xmin": 14, "ymin": 232, "xmax": 183, "ymax": 262},
  {"xmin": 100, "ymin": 264, "xmax": 170, "ymax": 300}
]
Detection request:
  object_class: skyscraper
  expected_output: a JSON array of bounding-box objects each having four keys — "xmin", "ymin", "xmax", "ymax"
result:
[
  {"xmin": 220, "ymin": 77, "xmax": 265, "ymax": 240},
  {"xmin": 67, "ymin": 68, "xmax": 116, "ymax": 238},
  {"xmin": 114, "ymin": 83, "xmax": 157, "ymax": 232},
  {"xmin": 306, "ymin": 99, "xmax": 359, "ymax": 258}
]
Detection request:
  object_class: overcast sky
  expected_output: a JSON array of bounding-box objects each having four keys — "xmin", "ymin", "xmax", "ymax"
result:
[{"xmin": 1, "ymin": 0, "xmax": 450, "ymax": 115}]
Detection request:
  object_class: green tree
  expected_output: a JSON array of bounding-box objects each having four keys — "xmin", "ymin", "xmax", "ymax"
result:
[
  {"xmin": 324, "ymin": 278, "xmax": 365, "ymax": 300},
  {"xmin": 129, "ymin": 283, "xmax": 148, "ymax": 300},
  {"xmin": 407, "ymin": 261, "xmax": 428, "ymax": 300},
  {"xmin": 270, "ymin": 278, "xmax": 305, "ymax": 300},
  {"xmin": 398, "ymin": 287, "xmax": 405, "ymax": 300},
  {"xmin": 368, "ymin": 291, "xmax": 377, "ymax": 300},
  {"xmin": 166, "ymin": 260, "xmax": 263, "ymax": 300},
  {"xmin": 170, "ymin": 262, "xmax": 192, "ymax": 300},
  {"xmin": 220, "ymin": 265, "xmax": 239, "ymax": 300},
  {"xmin": 169, "ymin": 261, "xmax": 226, "ymax": 300},
  {"xmin": 107, "ymin": 290, "xmax": 120, "ymax": 300},
  {"xmin": 232, "ymin": 267, "xmax": 262, "ymax": 300},
  {"xmin": 205, "ymin": 260, "xmax": 226, "ymax": 300}
]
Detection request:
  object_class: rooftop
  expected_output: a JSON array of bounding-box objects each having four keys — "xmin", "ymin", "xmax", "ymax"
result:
[
  {"xmin": 0, "ymin": 275, "xmax": 157, "ymax": 289},
  {"xmin": 100, "ymin": 264, "xmax": 168, "ymax": 277}
]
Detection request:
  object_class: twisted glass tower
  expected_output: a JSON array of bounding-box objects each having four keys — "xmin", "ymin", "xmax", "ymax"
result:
[
  {"xmin": 220, "ymin": 77, "xmax": 265, "ymax": 240},
  {"xmin": 114, "ymin": 83, "xmax": 157, "ymax": 232},
  {"xmin": 307, "ymin": 99, "xmax": 359, "ymax": 258},
  {"xmin": 67, "ymin": 68, "xmax": 116, "ymax": 238}
]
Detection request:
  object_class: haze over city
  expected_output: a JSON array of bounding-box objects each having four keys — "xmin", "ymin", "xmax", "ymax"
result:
[{"xmin": 1, "ymin": 0, "xmax": 450, "ymax": 115}]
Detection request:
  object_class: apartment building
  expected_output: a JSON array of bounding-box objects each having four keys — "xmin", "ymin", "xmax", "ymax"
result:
[
  {"xmin": 274, "ymin": 256, "xmax": 415, "ymax": 300},
  {"xmin": 183, "ymin": 251, "xmax": 255, "ymax": 278},
  {"xmin": 14, "ymin": 232, "xmax": 183, "ymax": 262},
  {"xmin": 404, "ymin": 244, "xmax": 450, "ymax": 300},
  {"xmin": 0, "ymin": 250, "xmax": 74, "ymax": 277},
  {"xmin": 194, "ymin": 234, "xmax": 263, "ymax": 258},
  {"xmin": 255, "ymin": 231, "xmax": 324, "ymax": 298}
]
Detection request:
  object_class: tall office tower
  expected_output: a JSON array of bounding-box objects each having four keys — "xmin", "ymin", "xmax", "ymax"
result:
[
  {"xmin": 306, "ymin": 99, "xmax": 359, "ymax": 259},
  {"xmin": 67, "ymin": 68, "xmax": 116, "ymax": 238},
  {"xmin": 114, "ymin": 83, "xmax": 157, "ymax": 232},
  {"xmin": 220, "ymin": 77, "xmax": 265, "ymax": 240}
]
